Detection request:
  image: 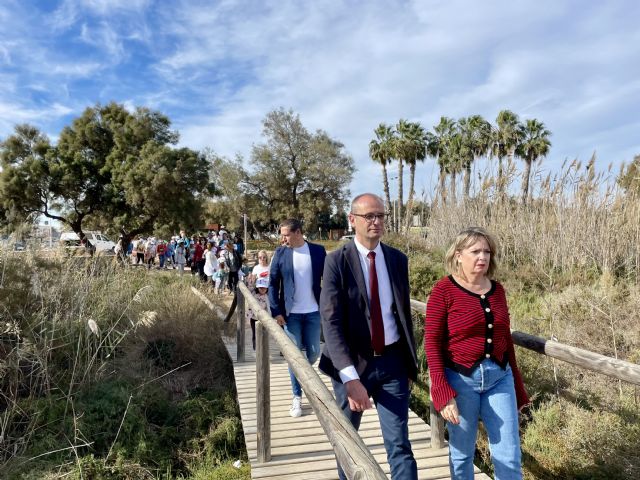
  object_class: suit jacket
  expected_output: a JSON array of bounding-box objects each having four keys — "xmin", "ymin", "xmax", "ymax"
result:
[
  {"xmin": 319, "ymin": 240, "xmax": 418, "ymax": 382},
  {"xmin": 268, "ymin": 241, "xmax": 327, "ymax": 318}
]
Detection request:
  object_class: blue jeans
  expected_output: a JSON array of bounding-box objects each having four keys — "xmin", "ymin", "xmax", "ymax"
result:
[
  {"xmin": 284, "ymin": 311, "xmax": 321, "ymax": 397},
  {"xmin": 445, "ymin": 359, "xmax": 522, "ymax": 480},
  {"xmin": 332, "ymin": 346, "xmax": 417, "ymax": 480}
]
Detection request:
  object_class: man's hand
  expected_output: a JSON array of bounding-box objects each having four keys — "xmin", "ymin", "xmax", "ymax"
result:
[
  {"xmin": 440, "ymin": 398, "xmax": 460, "ymax": 425},
  {"xmin": 275, "ymin": 315, "xmax": 286, "ymax": 326},
  {"xmin": 345, "ymin": 380, "xmax": 372, "ymax": 412}
]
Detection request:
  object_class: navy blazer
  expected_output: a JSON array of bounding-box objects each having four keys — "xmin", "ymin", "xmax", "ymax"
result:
[
  {"xmin": 268, "ymin": 241, "xmax": 327, "ymax": 318},
  {"xmin": 318, "ymin": 240, "xmax": 418, "ymax": 382}
]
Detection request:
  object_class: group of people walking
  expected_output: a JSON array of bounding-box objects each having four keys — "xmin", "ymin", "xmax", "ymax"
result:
[
  {"xmin": 120, "ymin": 228, "xmax": 246, "ymax": 294},
  {"xmin": 256, "ymin": 193, "xmax": 528, "ymax": 480}
]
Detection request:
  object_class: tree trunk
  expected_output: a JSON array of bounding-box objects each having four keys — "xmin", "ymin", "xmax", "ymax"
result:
[
  {"xmin": 403, "ymin": 161, "xmax": 416, "ymax": 233},
  {"xmin": 497, "ymin": 158, "xmax": 504, "ymax": 195},
  {"xmin": 381, "ymin": 162, "xmax": 393, "ymax": 231},
  {"xmin": 396, "ymin": 159, "xmax": 403, "ymax": 233},
  {"xmin": 521, "ymin": 158, "xmax": 532, "ymax": 204},
  {"xmin": 439, "ymin": 169, "xmax": 447, "ymax": 205},
  {"xmin": 450, "ymin": 171, "xmax": 457, "ymax": 204},
  {"xmin": 463, "ymin": 164, "xmax": 471, "ymax": 200}
]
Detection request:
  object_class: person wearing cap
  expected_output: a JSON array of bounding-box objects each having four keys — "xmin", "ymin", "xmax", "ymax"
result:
[{"xmin": 247, "ymin": 277, "xmax": 270, "ymax": 350}]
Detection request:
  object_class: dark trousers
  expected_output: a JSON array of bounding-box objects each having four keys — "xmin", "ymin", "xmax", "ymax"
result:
[
  {"xmin": 227, "ymin": 271, "xmax": 239, "ymax": 291},
  {"xmin": 331, "ymin": 346, "xmax": 417, "ymax": 480},
  {"xmin": 197, "ymin": 259, "xmax": 206, "ymax": 281}
]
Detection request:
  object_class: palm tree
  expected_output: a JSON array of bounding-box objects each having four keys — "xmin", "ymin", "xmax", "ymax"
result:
[
  {"xmin": 369, "ymin": 123, "xmax": 396, "ymax": 223},
  {"xmin": 494, "ymin": 110, "xmax": 524, "ymax": 195},
  {"xmin": 395, "ymin": 120, "xmax": 426, "ymax": 232},
  {"xmin": 517, "ymin": 118, "xmax": 551, "ymax": 203},
  {"xmin": 458, "ymin": 115, "xmax": 492, "ymax": 199},
  {"xmin": 446, "ymin": 129, "xmax": 464, "ymax": 203},
  {"xmin": 391, "ymin": 119, "xmax": 411, "ymax": 232},
  {"xmin": 429, "ymin": 116, "xmax": 456, "ymax": 204}
]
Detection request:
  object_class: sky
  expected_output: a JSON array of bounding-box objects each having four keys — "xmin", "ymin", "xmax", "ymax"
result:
[{"xmin": 1, "ymin": 0, "xmax": 639, "ymax": 201}]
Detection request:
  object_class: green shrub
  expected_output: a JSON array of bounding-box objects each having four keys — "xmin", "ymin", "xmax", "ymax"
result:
[{"xmin": 522, "ymin": 399, "xmax": 640, "ymax": 479}]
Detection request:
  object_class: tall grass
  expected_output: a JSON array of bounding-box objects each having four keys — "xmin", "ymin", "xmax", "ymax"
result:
[
  {"xmin": 397, "ymin": 157, "xmax": 640, "ymax": 479},
  {"xmin": 424, "ymin": 158, "xmax": 640, "ymax": 282},
  {"xmin": 0, "ymin": 250, "xmax": 245, "ymax": 478}
]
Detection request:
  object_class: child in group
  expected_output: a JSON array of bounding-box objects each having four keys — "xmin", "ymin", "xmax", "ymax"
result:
[
  {"xmin": 213, "ymin": 259, "xmax": 228, "ymax": 295},
  {"xmin": 246, "ymin": 277, "xmax": 270, "ymax": 350}
]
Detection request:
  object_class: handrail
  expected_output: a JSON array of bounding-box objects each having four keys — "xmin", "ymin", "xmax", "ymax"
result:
[
  {"xmin": 409, "ymin": 297, "xmax": 640, "ymax": 448},
  {"xmin": 237, "ymin": 282, "xmax": 387, "ymax": 480},
  {"xmin": 409, "ymin": 299, "xmax": 640, "ymax": 386}
]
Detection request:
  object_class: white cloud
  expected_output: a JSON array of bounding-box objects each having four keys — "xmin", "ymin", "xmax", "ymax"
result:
[{"xmin": 2, "ymin": 0, "xmax": 639, "ymax": 200}]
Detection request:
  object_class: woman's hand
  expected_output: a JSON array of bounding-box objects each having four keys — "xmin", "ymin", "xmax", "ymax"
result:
[{"xmin": 440, "ymin": 398, "xmax": 460, "ymax": 425}]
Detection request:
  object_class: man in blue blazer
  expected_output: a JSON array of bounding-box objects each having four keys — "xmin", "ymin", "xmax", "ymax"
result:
[
  {"xmin": 319, "ymin": 193, "xmax": 418, "ymax": 480},
  {"xmin": 269, "ymin": 218, "xmax": 326, "ymax": 418}
]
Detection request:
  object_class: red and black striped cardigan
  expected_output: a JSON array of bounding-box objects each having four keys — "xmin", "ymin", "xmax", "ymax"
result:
[{"xmin": 425, "ymin": 275, "xmax": 529, "ymax": 412}]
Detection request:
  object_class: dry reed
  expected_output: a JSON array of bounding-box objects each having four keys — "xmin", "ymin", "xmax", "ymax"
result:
[{"xmin": 424, "ymin": 157, "xmax": 640, "ymax": 282}]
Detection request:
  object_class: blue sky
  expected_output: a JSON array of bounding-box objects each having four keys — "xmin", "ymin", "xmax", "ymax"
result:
[{"xmin": 1, "ymin": 0, "xmax": 639, "ymax": 200}]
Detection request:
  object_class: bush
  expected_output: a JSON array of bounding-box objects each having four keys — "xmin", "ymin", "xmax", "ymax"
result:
[
  {"xmin": 522, "ymin": 399, "xmax": 640, "ymax": 479},
  {"xmin": 0, "ymin": 250, "xmax": 248, "ymax": 479}
]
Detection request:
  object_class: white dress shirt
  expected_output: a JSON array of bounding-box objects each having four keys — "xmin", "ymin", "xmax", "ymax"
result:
[{"xmin": 338, "ymin": 238, "xmax": 401, "ymax": 383}]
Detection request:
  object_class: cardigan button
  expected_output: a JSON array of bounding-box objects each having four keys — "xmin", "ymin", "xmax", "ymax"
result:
[
  {"xmin": 488, "ymin": 323, "xmax": 493, "ymax": 329},
  {"xmin": 480, "ymin": 294, "xmax": 486, "ymax": 299},
  {"xmin": 485, "ymin": 307, "xmax": 491, "ymax": 312},
  {"xmin": 485, "ymin": 353, "xmax": 491, "ymax": 358},
  {"xmin": 487, "ymin": 338, "xmax": 493, "ymax": 343}
]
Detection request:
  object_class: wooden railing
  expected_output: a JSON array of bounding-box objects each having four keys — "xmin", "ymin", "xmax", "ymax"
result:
[
  {"xmin": 409, "ymin": 298, "xmax": 640, "ymax": 448},
  {"xmin": 236, "ymin": 282, "xmax": 388, "ymax": 480},
  {"xmin": 200, "ymin": 286, "xmax": 640, "ymax": 479}
]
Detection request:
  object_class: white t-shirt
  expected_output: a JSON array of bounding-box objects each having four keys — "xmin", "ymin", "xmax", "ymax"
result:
[
  {"xmin": 204, "ymin": 250, "xmax": 218, "ymax": 277},
  {"xmin": 252, "ymin": 264, "xmax": 270, "ymax": 282},
  {"xmin": 291, "ymin": 242, "xmax": 318, "ymax": 314}
]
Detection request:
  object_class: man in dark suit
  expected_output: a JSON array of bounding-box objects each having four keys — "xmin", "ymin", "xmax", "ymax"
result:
[
  {"xmin": 269, "ymin": 218, "xmax": 326, "ymax": 418},
  {"xmin": 319, "ymin": 193, "xmax": 418, "ymax": 480}
]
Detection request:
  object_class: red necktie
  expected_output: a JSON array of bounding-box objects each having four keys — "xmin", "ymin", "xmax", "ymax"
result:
[{"xmin": 367, "ymin": 251, "xmax": 385, "ymax": 354}]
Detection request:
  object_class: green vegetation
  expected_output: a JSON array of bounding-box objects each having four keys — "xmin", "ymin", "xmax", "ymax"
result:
[
  {"xmin": 0, "ymin": 252, "xmax": 248, "ymax": 479},
  {"xmin": 205, "ymin": 108, "xmax": 354, "ymax": 235},
  {"xmin": 384, "ymin": 156, "xmax": 640, "ymax": 479},
  {"xmin": 0, "ymin": 104, "xmax": 213, "ymax": 243}
]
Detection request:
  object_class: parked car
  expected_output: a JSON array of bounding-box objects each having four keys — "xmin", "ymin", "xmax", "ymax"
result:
[
  {"xmin": 339, "ymin": 234, "xmax": 355, "ymax": 241},
  {"xmin": 59, "ymin": 231, "xmax": 116, "ymax": 255}
]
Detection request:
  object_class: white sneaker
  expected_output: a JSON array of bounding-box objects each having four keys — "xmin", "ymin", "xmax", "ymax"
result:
[{"xmin": 289, "ymin": 395, "xmax": 302, "ymax": 418}]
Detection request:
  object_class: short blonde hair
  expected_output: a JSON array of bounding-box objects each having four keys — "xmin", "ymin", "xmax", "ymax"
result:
[
  {"xmin": 445, "ymin": 227, "xmax": 499, "ymax": 278},
  {"xmin": 257, "ymin": 250, "xmax": 269, "ymax": 263}
]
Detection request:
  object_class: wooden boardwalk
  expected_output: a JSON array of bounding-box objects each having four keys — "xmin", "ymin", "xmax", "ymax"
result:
[{"xmin": 224, "ymin": 330, "xmax": 491, "ymax": 479}]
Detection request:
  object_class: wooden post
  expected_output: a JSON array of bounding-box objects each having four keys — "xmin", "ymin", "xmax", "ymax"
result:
[
  {"xmin": 236, "ymin": 287, "xmax": 245, "ymax": 363},
  {"xmin": 429, "ymin": 397, "xmax": 445, "ymax": 449},
  {"xmin": 256, "ymin": 322, "xmax": 271, "ymax": 462}
]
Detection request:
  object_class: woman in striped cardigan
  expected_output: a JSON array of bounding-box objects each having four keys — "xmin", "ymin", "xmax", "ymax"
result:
[{"xmin": 425, "ymin": 227, "xmax": 529, "ymax": 480}]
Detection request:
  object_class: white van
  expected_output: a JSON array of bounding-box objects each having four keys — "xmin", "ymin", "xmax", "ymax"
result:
[{"xmin": 59, "ymin": 231, "xmax": 116, "ymax": 255}]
